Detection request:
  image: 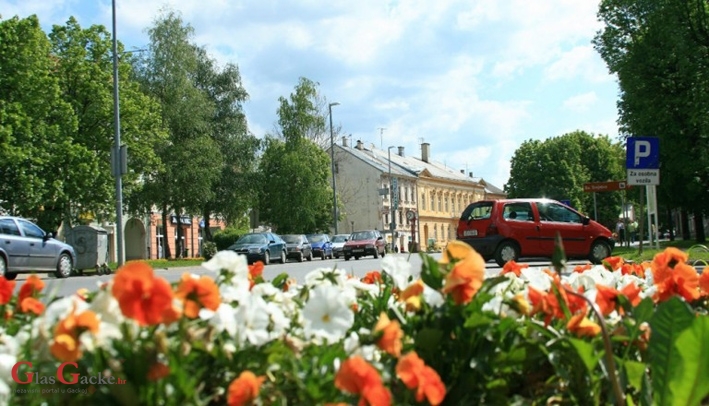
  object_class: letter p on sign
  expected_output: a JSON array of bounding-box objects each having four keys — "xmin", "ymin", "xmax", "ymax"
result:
[{"xmin": 634, "ymin": 140, "xmax": 651, "ymax": 166}]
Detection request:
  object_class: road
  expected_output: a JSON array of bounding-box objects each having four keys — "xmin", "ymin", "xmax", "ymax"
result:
[{"xmin": 13, "ymin": 254, "xmax": 589, "ymax": 298}]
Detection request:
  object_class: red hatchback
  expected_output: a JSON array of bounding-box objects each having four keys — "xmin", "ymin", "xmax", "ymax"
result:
[
  {"xmin": 343, "ymin": 230, "xmax": 386, "ymax": 260},
  {"xmin": 456, "ymin": 198, "xmax": 615, "ymax": 267}
]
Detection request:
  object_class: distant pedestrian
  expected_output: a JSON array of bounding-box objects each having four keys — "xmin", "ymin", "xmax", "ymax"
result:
[
  {"xmin": 616, "ymin": 219, "xmax": 626, "ymax": 247},
  {"xmin": 628, "ymin": 220, "xmax": 638, "ymax": 244}
]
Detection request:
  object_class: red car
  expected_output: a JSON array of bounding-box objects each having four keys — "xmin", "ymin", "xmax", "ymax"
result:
[
  {"xmin": 456, "ymin": 198, "xmax": 615, "ymax": 267},
  {"xmin": 343, "ymin": 230, "xmax": 386, "ymax": 260}
]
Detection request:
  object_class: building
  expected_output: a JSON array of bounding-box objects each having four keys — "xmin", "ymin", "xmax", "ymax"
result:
[{"xmin": 332, "ymin": 139, "xmax": 506, "ymax": 251}]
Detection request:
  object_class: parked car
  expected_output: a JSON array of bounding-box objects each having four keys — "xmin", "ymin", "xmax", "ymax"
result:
[
  {"xmin": 331, "ymin": 234, "xmax": 350, "ymax": 259},
  {"xmin": 227, "ymin": 232, "xmax": 286, "ymax": 265},
  {"xmin": 343, "ymin": 230, "xmax": 386, "ymax": 261},
  {"xmin": 456, "ymin": 198, "xmax": 615, "ymax": 267},
  {"xmin": 0, "ymin": 216, "xmax": 76, "ymax": 279},
  {"xmin": 306, "ymin": 233, "xmax": 333, "ymax": 260},
  {"xmin": 282, "ymin": 234, "xmax": 313, "ymax": 262}
]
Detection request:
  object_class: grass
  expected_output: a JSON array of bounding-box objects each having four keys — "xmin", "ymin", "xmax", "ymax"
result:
[
  {"xmin": 612, "ymin": 239, "xmax": 709, "ymax": 265},
  {"xmin": 104, "ymin": 258, "xmax": 205, "ymax": 271}
]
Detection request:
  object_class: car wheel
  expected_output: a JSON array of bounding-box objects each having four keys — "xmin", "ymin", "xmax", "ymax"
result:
[
  {"xmin": 381, "ymin": 247, "xmax": 386, "ymax": 258},
  {"xmin": 494, "ymin": 241, "xmax": 519, "ymax": 267},
  {"xmin": 298, "ymin": 252, "xmax": 304, "ymax": 262},
  {"xmin": 307, "ymin": 251, "xmax": 313, "ymax": 261},
  {"xmin": 0, "ymin": 256, "xmax": 17, "ymax": 280},
  {"xmin": 345, "ymin": 255, "xmax": 350, "ymax": 261},
  {"xmin": 54, "ymin": 253, "xmax": 73, "ymax": 278},
  {"xmin": 355, "ymin": 256, "xmax": 360, "ymax": 260},
  {"xmin": 589, "ymin": 240, "xmax": 612, "ymax": 264},
  {"xmin": 373, "ymin": 249, "xmax": 379, "ymax": 259},
  {"xmin": 280, "ymin": 251, "xmax": 286, "ymax": 264},
  {"xmin": 263, "ymin": 251, "xmax": 270, "ymax": 265},
  {"xmin": 321, "ymin": 251, "xmax": 326, "ymax": 260}
]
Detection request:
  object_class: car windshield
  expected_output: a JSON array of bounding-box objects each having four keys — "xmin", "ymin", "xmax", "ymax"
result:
[
  {"xmin": 307, "ymin": 235, "xmax": 326, "ymax": 243},
  {"xmin": 351, "ymin": 231, "xmax": 375, "ymax": 240},
  {"xmin": 332, "ymin": 235, "xmax": 348, "ymax": 243},
  {"xmin": 238, "ymin": 234, "xmax": 266, "ymax": 244},
  {"xmin": 282, "ymin": 235, "xmax": 302, "ymax": 243}
]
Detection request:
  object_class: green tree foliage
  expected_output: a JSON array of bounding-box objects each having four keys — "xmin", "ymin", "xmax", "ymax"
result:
[
  {"xmin": 0, "ymin": 15, "xmax": 79, "ymax": 231},
  {"xmin": 595, "ymin": 0, "xmax": 709, "ymax": 241},
  {"xmin": 134, "ymin": 8, "xmax": 222, "ymax": 257},
  {"xmin": 504, "ymin": 131, "xmax": 625, "ymax": 227},
  {"xmin": 48, "ymin": 17, "xmax": 167, "ymax": 227},
  {"xmin": 192, "ymin": 47, "xmax": 260, "ymax": 239}
]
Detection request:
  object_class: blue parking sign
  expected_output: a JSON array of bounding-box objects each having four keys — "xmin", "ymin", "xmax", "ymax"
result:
[{"xmin": 626, "ymin": 137, "xmax": 659, "ymax": 169}]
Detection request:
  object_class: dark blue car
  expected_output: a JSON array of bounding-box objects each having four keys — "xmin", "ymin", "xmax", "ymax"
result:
[
  {"xmin": 306, "ymin": 234, "xmax": 333, "ymax": 260},
  {"xmin": 227, "ymin": 232, "xmax": 286, "ymax": 265}
]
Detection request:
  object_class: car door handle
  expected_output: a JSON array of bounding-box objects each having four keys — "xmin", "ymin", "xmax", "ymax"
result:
[{"xmin": 30, "ymin": 243, "xmax": 35, "ymax": 246}]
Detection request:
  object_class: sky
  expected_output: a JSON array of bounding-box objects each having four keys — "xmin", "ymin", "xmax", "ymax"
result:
[{"xmin": 1, "ymin": 0, "xmax": 620, "ymax": 190}]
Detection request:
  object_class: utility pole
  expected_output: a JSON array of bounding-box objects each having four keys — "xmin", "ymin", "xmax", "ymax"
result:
[{"xmin": 378, "ymin": 127, "xmax": 386, "ymax": 149}]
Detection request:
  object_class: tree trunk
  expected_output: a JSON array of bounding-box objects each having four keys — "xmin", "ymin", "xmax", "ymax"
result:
[
  {"xmin": 203, "ymin": 209, "xmax": 213, "ymax": 241},
  {"xmin": 666, "ymin": 207, "xmax": 675, "ymax": 241},
  {"xmin": 162, "ymin": 204, "xmax": 171, "ymax": 259},
  {"xmin": 693, "ymin": 209, "xmax": 706, "ymax": 243},
  {"xmin": 681, "ymin": 209, "xmax": 691, "ymax": 240},
  {"xmin": 176, "ymin": 210, "xmax": 183, "ymax": 258}
]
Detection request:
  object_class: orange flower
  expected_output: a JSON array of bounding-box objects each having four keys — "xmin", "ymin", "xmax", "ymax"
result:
[
  {"xmin": 573, "ymin": 263, "xmax": 592, "ymax": 273},
  {"xmin": 18, "ymin": 275, "xmax": 44, "ymax": 303},
  {"xmin": 249, "ymin": 262, "xmax": 264, "ymax": 280},
  {"xmin": 652, "ymin": 247, "xmax": 688, "ymax": 273},
  {"xmin": 227, "ymin": 371, "xmax": 266, "ymax": 406},
  {"xmin": 653, "ymin": 262, "xmax": 700, "ymax": 303},
  {"xmin": 501, "ymin": 260, "xmax": 528, "ymax": 277},
  {"xmin": 620, "ymin": 262, "xmax": 646, "ymax": 279},
  {"xmin": 362, "ymin": 271, "xmax": 383, "ymax": 284},
  {"xmin": 396, "ymin": 352, "xmax": 446, "ymax": 406},
  {"xmin": 399, "ymin": 280, "xmax": 424, "ymax": 312},
  {"xmin": 335, "ymin": 356, "xmax": 391, "ymax": 406},
  {"xmin": 603, "ymin": 256, "xmax": 625, "ymax": 271},
  {"xmin": 373, "ymin": 312, "xmax": 403, "ymax": 357},
  {"xmin": 175, "ymin": 273, "xmax": 221, "ymax": 318},
  {"xmin": 700, "ymin": 270, "xmax": 709, "ymax": 297},
  {"xmin": 620, "ymin": 283, "xmax": 642, "ymax": 308},
  {"xmin": 19, "ymin": 297, "xmax": 44, "ymax": 315},
  {"xmin": 0, "ymin": 276, "xmax": 16, "ymax": 305},
  {"xmin": 595, "ymin": 284, "xmax": 620, "ymax": 316},
  {"xmin": 566, "ymin": 313, "xmax": 601, "ymax": 337},
  {"xmin": 50, "ymin": 309, "xmax": 100, "ymax": 362},
  {"xmin": 147, "ymin": 362, "xmax": 170, "ymax": 381},
  {"xmin": 440, "ymin": 241, "xmax": 485, "ymax": 305},
  {"xmin": 111, "ymin": 261, "xmax": 176, "ymax": 326}
]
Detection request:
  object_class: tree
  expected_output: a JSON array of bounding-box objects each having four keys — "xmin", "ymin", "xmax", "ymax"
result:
[
  {"xmin": 134, "ymin": 8, "xmax": 221, "ymax": 258},
  {"xmin": 192, "ymin": 47, "xmax": 260, "ymax": 240},
  {"xmin": 48, "ymin": 17, "xmax": 167, "ymax": 229},
  {"xmin": 258, "ymin": 78, "xmax": 334, "ymax": 233},
  {"xmin": 504, "ymin": 131, "xmax": 626, "ymax": 227},
  {"xmin": 595, "ymin": 0, "xmax": 709, "ymax": 241},
  {"xmin": 0, "ymin": 15, "xmax": 78, "ymax": 232}
]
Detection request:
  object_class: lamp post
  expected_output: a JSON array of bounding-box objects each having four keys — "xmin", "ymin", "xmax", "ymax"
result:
[
  {"xmin": 111, "ymin": 0, "xmax": 125, "ymax": 266},
  {"xmin": 329, "ymin": 102, "xmax": 340, "ymax": 234},
  {"xmin": 388, "ymin": 146, "xmax": 396, "ymax": 252}
]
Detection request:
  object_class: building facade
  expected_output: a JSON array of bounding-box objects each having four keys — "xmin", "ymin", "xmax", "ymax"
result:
[{"xmin": 332, "ymin": 139, "xmax": 506, "ymax": 252}]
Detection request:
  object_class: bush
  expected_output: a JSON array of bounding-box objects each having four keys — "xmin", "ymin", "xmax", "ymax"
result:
[
  {"xmin": 212, "ymin": 228, "xmax": 242, "ymax": 251},
  {"xmin": 201, "ymin": 241, "xmax": 217, "ymax": 261}
]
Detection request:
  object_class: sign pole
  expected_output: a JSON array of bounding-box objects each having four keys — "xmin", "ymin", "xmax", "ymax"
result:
[{"xmin": 593, "ymin": 192, "xmax": 597, "ymax": 220}]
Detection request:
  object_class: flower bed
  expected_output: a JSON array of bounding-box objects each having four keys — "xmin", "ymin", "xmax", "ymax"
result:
[{"xmin": 1, "ymin": 242, "xmax": 708, "ymax": 405}]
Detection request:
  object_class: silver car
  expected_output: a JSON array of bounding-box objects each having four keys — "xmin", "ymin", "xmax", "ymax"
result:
[{"xmin": 0, "ymin": 216, "xmax": 76, "ymax": 279}]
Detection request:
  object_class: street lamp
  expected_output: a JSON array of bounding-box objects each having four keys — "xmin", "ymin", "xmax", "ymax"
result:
[
  {"xmin": 329, "ymin": 102, "xmax": 340, "ymax": 234},
  {"xmin": 388, "ymin": 146, "xmax": 396, "ymax": 252},
  {"xmin": 111, "ymin": 0, "xmax": 125, "ymax": 266}
]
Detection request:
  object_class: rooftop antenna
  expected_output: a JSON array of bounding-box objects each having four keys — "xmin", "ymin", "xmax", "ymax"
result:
[
  {"xmin": 378, "ymin": 127, "xmax": 386, "ymax": 149},
  {"xmin": 418, "ymin": 137, "xmax": 425, "ymax": 147}
]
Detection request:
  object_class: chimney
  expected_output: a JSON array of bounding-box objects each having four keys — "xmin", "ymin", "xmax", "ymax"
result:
[
  {"xmin": 469, "ymin": 172, "xmax": 473, "ymax": 178},
  {"xmin": 342, "ymin": 136, "xmax": 349, "ymax": 147},
  {"xmin": 421, "ymin": 142, "xmax": 430, "ymax": 163},
  {"xmin": 460, "ymin": 169, "xmax": 464, "ymax": 174},
  {"xmin": 398, "ymin": 146, "xmax": 405, "ymax": 157},
  {"xmin": 356, "ymin": 140, "xmax": 364, "ymax": 150}
]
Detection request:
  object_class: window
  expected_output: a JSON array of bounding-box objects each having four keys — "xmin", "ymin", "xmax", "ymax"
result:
[
  {"xmin": 18, "ymin": 220, "xmax": 44, "ymax": 238},
  {"xmin": 0, "ymin": 219, "xmax": 20, "ymax": 236},
  {"xmin": 502, "ymin": 202, "xmax": 533, "ymax": 221},
  {"xmin": 444, "ymin": 196, "xmax": 449, "ymax": 212},
  {"xmin": 437, "ymin": 196, "xmax": 442, "ymax": 212},
  {"xmin": 537, "ymin": 202, "xmax": 582, "ymax": 223},
  {"xmin": 430, "ymin": 195, "xmax": 434, "ymax": 211},
  {"xmin": 421, "ymin": 194, "xmax": 426, "ymax": 210},
  {"xmin": 461, "ymin": 202, "xmax": 493, "ymax": 221}
]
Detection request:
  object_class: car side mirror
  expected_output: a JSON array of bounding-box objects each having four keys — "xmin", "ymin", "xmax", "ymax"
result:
[
  {"xmin": 270, "ymin": 240, "xmax": 275, "ymax": 244},
  {"xmin": 582, "ymin": 217, "xmax": 590, "ymax": 225},
  {"xmin": 43, "ymin": 233, "xmax": 53, "ymax": 241},
  {"xmin": 377, "ymin": 236, "xmax": 383, "ymax": 240}
]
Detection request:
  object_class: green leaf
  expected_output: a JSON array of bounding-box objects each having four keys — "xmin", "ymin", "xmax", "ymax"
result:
[
  {"xmin": 669, "ymin": 317, "xmax": 709, "ymax": 406},
  {"xmin": 649, "ymin": 297, "xmax": 695, "ymax": 406},
  {"xmin": 415, "ymin": 328, "xmax": 444, "ymax": 354},
  {"xmin": 623, "ymin": 360, "xmax": 647, "ymax": 391},
  {"xmin": 568, "ymin": 337, "xmax": 601, "ymax": 374},
  {"xmin": 419, "ymin": 253, "xmax": 443, "ymax": 290}
]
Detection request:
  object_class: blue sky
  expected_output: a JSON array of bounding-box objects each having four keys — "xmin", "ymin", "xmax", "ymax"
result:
[{"xmin": 1, "ymin": 0, "xmax": 620, "ymax": 189}]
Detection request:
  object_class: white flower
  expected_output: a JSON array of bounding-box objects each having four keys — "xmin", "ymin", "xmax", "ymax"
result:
[
  {"xmin": 233, "ymin": 294, "xmax": 271, "ymax": 347},
  {"xmin": 304, "ymin": 268, "xmax": 349, "ymax": 288},
  {"xmin": 203, "ymin": 250, "xmax": 249, "ymax": 277},
  {"xmin": 201, "ymin": 303, "xmax": 237, "ymax": 337},
  {"xmin": 422, "ymin": 283, "xmax": 445, "ymax": 308},
  {"xmin": 0, "ymin": 353, "xmax": 15, "ymax": 406},
  {"xmin": 89, "ymin": 287, "xmax": 124, "ymax": 326},
  {"xmin": 302, "ymin": 285, "xmax": 354, "ymax": 344},
  {"xmin": 521, "ymin": 267, "xmax": 553, "ymax": 291},
  {"xmin": 382, "ymin": 256, "xmax": 413, "ymax": 290}
]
